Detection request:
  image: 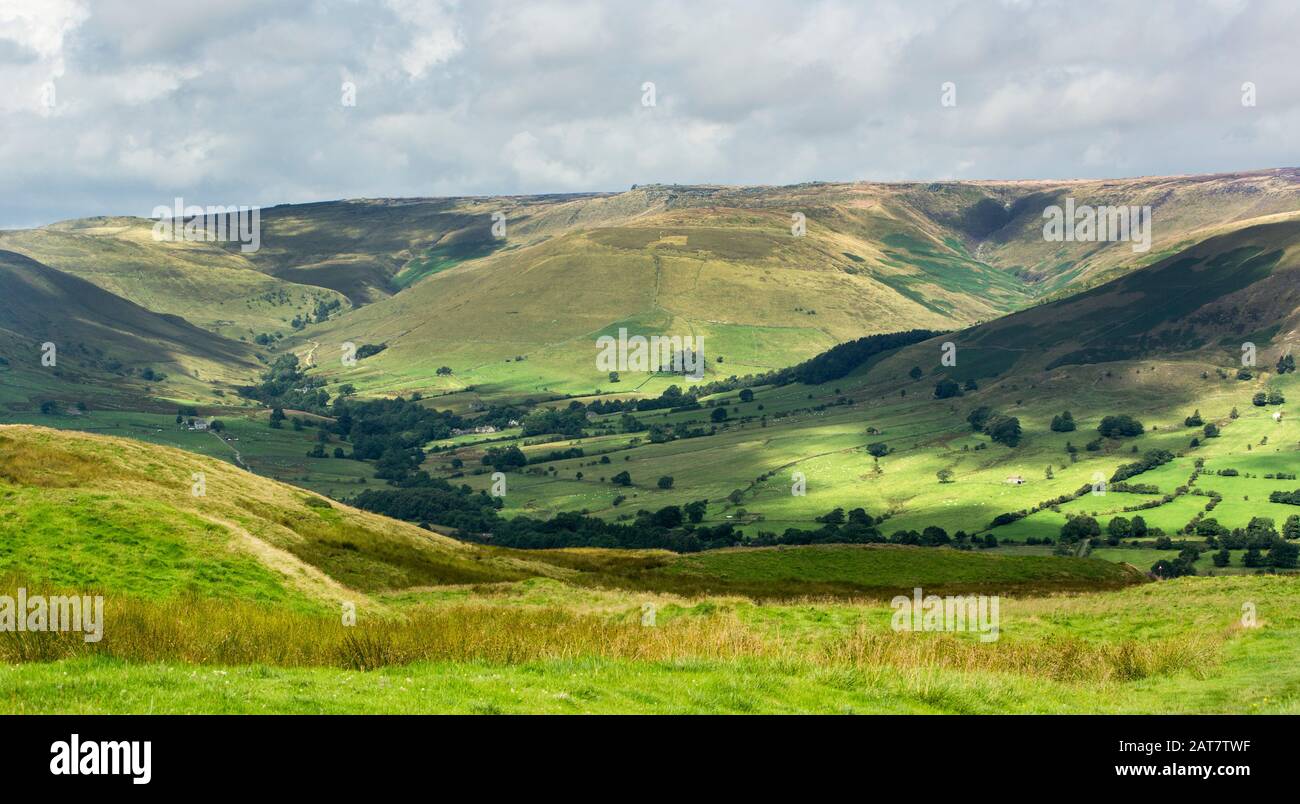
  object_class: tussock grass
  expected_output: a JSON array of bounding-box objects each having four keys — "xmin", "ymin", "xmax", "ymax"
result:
[
  {"xmin": 0, "ymin": 594, "xmax": 768, "ymax": 671},
  {"xmin": 0, "ymin": 583, "xmax": 1221, "ymax": 683},
  {"xmin": 822, "ymin": 627, "xmax": 1217, "ymax": 683}
]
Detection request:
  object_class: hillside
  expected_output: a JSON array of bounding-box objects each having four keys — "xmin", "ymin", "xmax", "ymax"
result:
[
  {"xmin": 285, "ymin": 169, "xmax": 1300, "ymax": 399},
  {"xmin": 0, "ymin": 425, "xmax": 541, "ymax": 611},
  {"xmin": 0, "ymin": 250, "xmax": 263, "ymax": 407},
  {"xmin": 0, "ymin": 219, "xmax": 351, "ymax": 342},
  {"xmin": 426, "ymin": 216, "xmax": 1299, "ymax": 542}
]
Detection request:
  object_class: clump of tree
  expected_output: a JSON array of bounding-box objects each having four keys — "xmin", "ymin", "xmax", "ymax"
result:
[
  {"xmin": 775, "ymin": 330, "xmax": 938, "ymax": 385},
  {"xmin": 1098, "ymin": 414, "xmax": 1144, "ymax": 438},
  {"xmin": 966, "ymin": 406, "xmax": 1022, "ymax": 447},
  {"xmin": 1050, "ymin": 411, "xmax": 1076, "ymax": 432},
  {"xmin": 933, "ymin": 379, "xmax": 963, "ymax": 399}
]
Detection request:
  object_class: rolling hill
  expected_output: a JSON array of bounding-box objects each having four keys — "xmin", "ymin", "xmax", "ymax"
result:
[
  {"xmin": 280, "ymin": 169, "xmax": 1300, "ymax": 400},
  {"xmin": 5, "ymin": 169, "xmax": 1299, "ymax": 405},
  {"xmin": 0, "ymin": 250, "xmax": 263, "ymax": 408},
  {"xmin": 0, "ymin": 218, "xmax": 351, "ymax": 342}
]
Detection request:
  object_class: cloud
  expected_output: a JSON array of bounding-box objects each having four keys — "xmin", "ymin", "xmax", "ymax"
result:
[{"xmin": 2, "ymin": 0, "xmax": 1299, "ymax": 227}]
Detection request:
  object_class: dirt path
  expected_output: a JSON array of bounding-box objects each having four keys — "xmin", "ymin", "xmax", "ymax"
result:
[
  {"xmin": 209, "ymin": 430, "xmax": 249, "ymax": 471},
  {"xmin": 197, "ymin": 513, "xmax": 375, "ymax": 611}
]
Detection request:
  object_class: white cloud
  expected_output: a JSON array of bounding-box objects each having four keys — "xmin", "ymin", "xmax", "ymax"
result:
[{"xmin": 2, "ymin": 0, "xmax": 1299, "ymax": 227}]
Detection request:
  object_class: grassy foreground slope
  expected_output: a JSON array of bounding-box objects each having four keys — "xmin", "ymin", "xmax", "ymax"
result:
[
  {"xmin": 2, "ymin": 573, "xmax": 1296, "ymax": 714},
  {"xmin": 0, "ymin": 425, "xmax": 539, "ymax": 611}
]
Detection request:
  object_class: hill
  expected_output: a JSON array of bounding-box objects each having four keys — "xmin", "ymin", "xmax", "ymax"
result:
[
  {"xmin": 0, "ymin": 219, "xmax": 351, "ymax": 342},
  {"xmin": 284, "ymin": 170, "xmax": 1300, "ymax": 400},
  {"xmin": 0, "ymin": 250, "xmax": 263, "ymax": 408}
]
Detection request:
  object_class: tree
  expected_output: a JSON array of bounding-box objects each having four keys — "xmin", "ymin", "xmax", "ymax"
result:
[
  {"xmin": 39, "ymin": 400, "xmax": 60, "ymax": 415},
  {"xmin": 1269, "ymin": 540, "xmax": 1299, "ymax": 568},
  {"xmin": 1131, "ymin": 515, "xmax": 1149, "ymax": 538},
  {"xmin": 1060, "ymin": 515, "xmax": 1101, "ymax": 544},
  {"xmin": 866, "ymin": 442, "xmax": 890, "ymax": 457},
  {"xmin": 657, "ymin": 476, "xmax": 674, "ymax": 489},
  {"xmin": 1203, "ymin": 422, "xmax": 1219, "ymax": 438},
  {"xmin": 967, "ymin": 407, "xmax": 994, "ymax": 431},
  {"xmin": 1050, "ymin": 411, "xmax": 1076, "ymax": 432},
  {"xmin": 1045, "ymin": 465, "xmax": 1054, "ymax": 479},
  {"xmin": 738, "ymin": 388, "xmax": 754, "ymax": 403},
  {"xmin": 908, "ymin": 366, "xmax": 923, "ymax": 380},
  {"xmin": 209, "ymin": 419, "xmax": 225, "ymax": 432},
  {"xmin": 986, "ymin": 416, "xmax": 1022, "ymax": 447},
  {"xmin": 1230, "ymin": 406, "xmax": 1240, "ymax": 419},
  {"xmin": 608, "ymin": 371, "xmax": 620, "ymax": 383},
  {"xmin": 611, "ymin": 470, "xmax": 632, "ymax": 486},
  {"xmin": 684, "ymin": 500, "xmax": 708, "ymax": 524},
  {"xmin": 481, "ymin": 445, "xmax": 527, "ymax": 471},
  {"xmin": 1184, "ymin": 410, "xmax": 1203, "ymax": 427},
  {"xmin": 1243, "ymin": 547, "xmax": 1266, "ymax": 568},
  {"xmin": 1108, "ymin": 516, "xmax": 1132, "ymax": 540},
  {"xmin": 1212, "ymin": 549, "xmax": 1231, "ymax": 567},
  {"xmin": 936, "ymin": 469, "xmax": 954, "ymax": 484},
  {"xmin": 269, "ymin": 407, "xmax": 286, "ymax": 429},
  {"xmin": 1284, "ymin": 515, "xmax": 1300, "ymax": 541},
  {"xmin": 436, "ymin": 366, "xmax": 453, "ymax": 376},
  {"xmin": 817, "ymin": 508, "xmax": 846, "ymax": 525},
  {"xmin": 934, "ymin": 379, "xmax": 963, "ymax": 399},
  {"xmin": 1098, "ymin": 415, "xmax": 1144, "ymax": 438},
  {"xmin": 1252, "ymin": 392, "xmax": 1268, "ymax": 407},
  {"xmin": 710, "ymin": 407, "xmax": 728, "ymax": 423},
  {"xmin": 963, "ymin": 378, "xmax": 979, "ymax": 392},
  {"xmin": 1151, "ymin": 557, "xmax": 1196, "ymax": 579}
]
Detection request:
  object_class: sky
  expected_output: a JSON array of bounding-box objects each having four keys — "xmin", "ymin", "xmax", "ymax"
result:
[{"xmin": 1, "ymin": 0, "xmax": 1297, "ymax": 228}]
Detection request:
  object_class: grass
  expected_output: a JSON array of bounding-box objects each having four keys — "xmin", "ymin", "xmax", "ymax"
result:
[{"xmin": 2, "ymin": 573, "xmax": 1297, "ymax": 713}]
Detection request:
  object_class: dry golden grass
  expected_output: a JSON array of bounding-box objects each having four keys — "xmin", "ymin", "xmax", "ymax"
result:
[
  {"xmin": 821, "ymin": 627, "xmax": 1218, "ymax": 683},
  {"xmin": 0, "ymin": 593, "xmax": 769, "ymax": 670},
  {"xmin": 0, "ymin": 582, "xmax": 1223, "ymax": 683}
]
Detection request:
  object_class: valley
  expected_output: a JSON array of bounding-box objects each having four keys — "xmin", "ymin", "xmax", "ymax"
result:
[{"xmin": 2, "ymin": 170, "xmax": 1298, "ymax": 714}]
